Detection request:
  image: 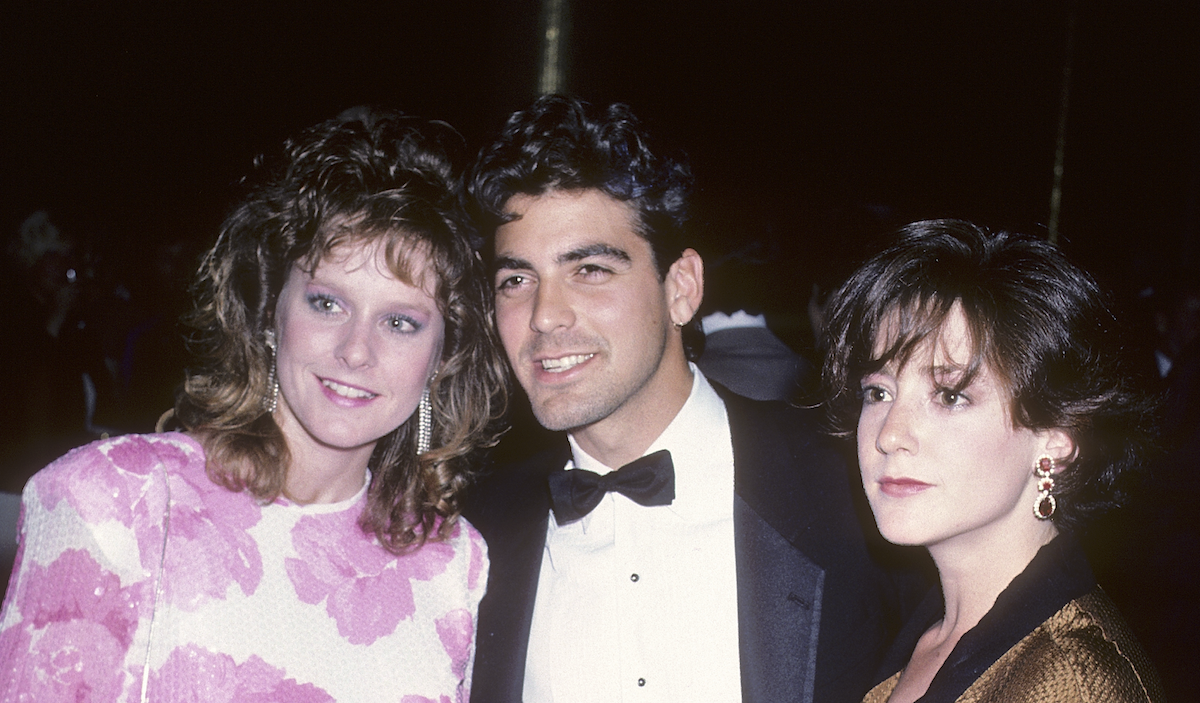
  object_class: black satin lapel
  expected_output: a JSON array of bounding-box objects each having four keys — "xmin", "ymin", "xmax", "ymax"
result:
[
  {"xmin": 736, "ymin": 495, "xmax": 825, "ymax": 703},
  {"xmin": 466, "ymin": 442, "xmax": 567, "ymax": 703},
  {"xmin": 471, "ymin": 509, "xmax": 548, "ymax": 702}
]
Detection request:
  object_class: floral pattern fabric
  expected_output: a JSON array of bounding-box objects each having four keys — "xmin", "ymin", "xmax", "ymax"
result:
[{"xmin": 0, "ymin": 433, "xmax": 487, "ymax": 703}]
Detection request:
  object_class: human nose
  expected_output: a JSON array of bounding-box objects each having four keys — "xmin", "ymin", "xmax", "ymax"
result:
[
  {"xmin": 874, "ymin": 399, "xmax": 917, "ymax": 455},
  {"xmin": 336, "ymin": 318, "xmax": 376, "ymax": 368},
  {"xmin": 530, "ymin": 279, "xmax": 575, "ymax": 333}
]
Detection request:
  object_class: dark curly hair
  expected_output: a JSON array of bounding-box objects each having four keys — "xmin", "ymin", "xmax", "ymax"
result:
[
  {"xmin": 176, "ymin": 108, "xmax": 508, "ymax": 553},
  {"xmin": 469, "ymin": 95, "xmax": 694, "ymax": 275},
  {"xmin": 821, "ymin": 219, "xmax": 1157, "ymax": 533}
]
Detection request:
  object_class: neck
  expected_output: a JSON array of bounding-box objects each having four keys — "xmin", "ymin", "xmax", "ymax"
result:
[
  {"xmin": 276, "ymin": 415, "xmax": 373, "ymax": 505},
  {"xmin": 928, "ymin": 520, "xmax": 1058, "ymax": 642},
  {"xmin": 284, "ymin": 460, "xmax": 368, "ymax": 504},
  {"xmin": 570, "ymin": 353, "xmax": 694, "ymax": 468}
]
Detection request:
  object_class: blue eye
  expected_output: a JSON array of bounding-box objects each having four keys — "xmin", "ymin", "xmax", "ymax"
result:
[
  {"xmin": 386, "ymin": 315, "xmax": 419, "ymax": 333},
  {"xmin": 308, "ymin": 293, "xmax": 341, "ymax": 314}
]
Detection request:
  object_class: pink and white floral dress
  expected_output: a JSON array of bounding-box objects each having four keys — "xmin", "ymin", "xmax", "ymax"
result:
[{"xmin": 0, "ymin": 432, "xmax": 487, "ymax": 703}]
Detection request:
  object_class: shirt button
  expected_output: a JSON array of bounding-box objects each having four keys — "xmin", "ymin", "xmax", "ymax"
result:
[
  {"xmin": 638, "ymin": 678, "xmax": 646, "ymax": 687},
  {"xmin": 630, "ymin": 573, "xmax": 639, "ymax": 582}
]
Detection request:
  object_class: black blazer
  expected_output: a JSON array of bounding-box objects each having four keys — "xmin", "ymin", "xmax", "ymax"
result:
[{"xmin": 464, "ymin": 386, "xmax": 917, "ymax": 703}]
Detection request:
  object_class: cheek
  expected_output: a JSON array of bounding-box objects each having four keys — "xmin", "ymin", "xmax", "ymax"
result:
[
  {"xmin": 591, "ymin": 290, "xmax": 666, "ymax": 353},
  {"xmin": 274, "ymin": 292, "xmax": 322, "ymax": 347},
  {"xmin": 856, "ymin": 408, "xmax": 880, "ymax": 455},
  {"xmin": 494, "ymin": 300, "xmax": 527, "ymax": 347},
  {"xmin": 276, "ymin": 318, "xmax": 335, "ymax": 369},
  {"xmin": 388, "ymin": 332, "xmax": 445, "ymax": 383}
]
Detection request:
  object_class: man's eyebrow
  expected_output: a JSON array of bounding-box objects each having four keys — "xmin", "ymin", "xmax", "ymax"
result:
[
  {"xmin": 492, "ymin": 244, "xmax": 632, "ymax": 273},
  {"xmin": 493, "ymin": 255, "xmax": 532, "ymax": 272},
  {"xmin": 558, "ymin": 243, "xmax": 631, "ymax": 265}
]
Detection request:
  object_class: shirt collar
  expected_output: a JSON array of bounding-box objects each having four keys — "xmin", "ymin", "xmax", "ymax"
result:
[{"xmin": 567, "ymin": 364, "xmax": 733, "ymax": 522}]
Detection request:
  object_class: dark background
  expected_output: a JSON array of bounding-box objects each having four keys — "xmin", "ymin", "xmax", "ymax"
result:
[
  {"xmin": 5, "ymin": 2, "xmax": 1196, "ymax": 317},
  {"xmin": 3, "ymin": 0, "xmax": 1198, "ymax": 697}
]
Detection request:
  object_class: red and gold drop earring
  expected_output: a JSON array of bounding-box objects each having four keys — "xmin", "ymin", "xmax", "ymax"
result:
[{"xmin": 1033, "ymin": 456, "xmax": 1056, "ymax": 520}]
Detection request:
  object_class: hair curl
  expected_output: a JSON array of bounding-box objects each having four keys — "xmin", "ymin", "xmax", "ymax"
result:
[
  {"xmin": 821, "ymin": 219, "xmax": 1157, "ymax": 532},
  {"xmin": 176, "ymin": 108, "xmax": 508, "ymax": 553}
]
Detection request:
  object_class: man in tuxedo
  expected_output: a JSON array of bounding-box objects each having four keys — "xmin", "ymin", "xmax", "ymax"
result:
[{"xmin": 465, "ymin": 95, "xmax": 915, "ymax": 703}]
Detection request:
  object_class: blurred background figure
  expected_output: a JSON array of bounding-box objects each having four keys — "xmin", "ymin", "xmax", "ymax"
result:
[
  {"xmin": 698, "ymin": 309, "xmax": 810, "ymax": 403},
  {"xmin": 695, "ymin": 241, "xmax": 818, "ymax": 403},
  {"xmin": 0, "ymin": 211, "xmax": 108, "ymax": 493}
]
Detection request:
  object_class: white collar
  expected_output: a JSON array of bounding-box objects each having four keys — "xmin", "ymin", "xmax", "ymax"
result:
[{"xmin": 567, "ymin": 364, "xmax": 732, "ymax": 522}]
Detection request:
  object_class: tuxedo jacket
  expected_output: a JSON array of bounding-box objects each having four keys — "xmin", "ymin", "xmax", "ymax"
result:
[{"xmin": 464, "ymin": 387, "xmax": 918, "ymax": 703}]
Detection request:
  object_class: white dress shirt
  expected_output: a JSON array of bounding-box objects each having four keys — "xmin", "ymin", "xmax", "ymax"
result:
[{"xmin": 523, "ymin": 366, "xmax": 742, "ymax": 702}]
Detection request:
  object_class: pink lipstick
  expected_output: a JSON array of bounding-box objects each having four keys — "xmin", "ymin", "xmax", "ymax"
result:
[{"xmin": 878, "ymin": 477, "xmax": 933, "ymax": 498}]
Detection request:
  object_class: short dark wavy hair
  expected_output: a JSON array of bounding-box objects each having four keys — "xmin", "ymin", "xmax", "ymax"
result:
[
  {"xmin": 822, "ymin": 219, "xmax": 1156, "ymax": 532},
  {"xmin": 177, "ymin": 108, "xmax": 508, "ymax": 553},
  {"xmin": 469, "ymin": 94, "xmax": 694, "ymax": 279}
]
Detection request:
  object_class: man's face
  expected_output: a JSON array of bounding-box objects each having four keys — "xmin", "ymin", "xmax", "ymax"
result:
[{"xmin": 492, "ymin": 189, "xmax": 679, "ymax": 435}]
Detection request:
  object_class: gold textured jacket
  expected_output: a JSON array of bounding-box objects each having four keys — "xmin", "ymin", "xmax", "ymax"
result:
[{"xmin": 863, "ymin": 537, "xmax": 1163, "ymax": 703}]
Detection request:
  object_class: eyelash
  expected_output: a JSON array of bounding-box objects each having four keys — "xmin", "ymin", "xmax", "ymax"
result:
[
  {"xmin": 308, "ymin": 293, "xmax": 341, "ymax": 314},
  {"xmin": 496, "ymin": 274, "xmax": 526, "ymax": 292},
  {"xmin": 858, "ymin": 384, "xmax": 970, "ymax": 408},
  {"xmin": 860, "ymin": 385, "xmax": 890, "ymax": 404},
  {"xmin": 385, "ymin": 315, "xmax": 420, "ymax": 333},
  {"xmin": 935, "ymin": 388, "xmax": 969, "ymax": 407},
  {"xmin": 307, "ymin": 294, "xmax": 420, "ymax": 333}
]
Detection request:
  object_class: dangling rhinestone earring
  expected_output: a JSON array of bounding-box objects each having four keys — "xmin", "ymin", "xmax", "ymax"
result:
[
  {"xmin": 1033, "ymin": 456, "xmax": 1056, "ymax": 520},
  {"xmin": 263, "ymin": 330, "xmax": 279, "ymax": 415},
  {"xmin": 416, "ymin": 386, "xmax": 432, "ymax": 455}
]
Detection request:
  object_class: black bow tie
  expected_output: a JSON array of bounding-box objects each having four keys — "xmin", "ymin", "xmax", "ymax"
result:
[{"xmin": 548, "ymin": 449, "xmax": 675, "ymax": 524}]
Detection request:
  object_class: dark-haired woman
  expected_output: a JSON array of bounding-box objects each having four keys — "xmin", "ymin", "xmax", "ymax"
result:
[
  {"xmin": 823, "ymin": 219, "xmax": 1162, "ymax": 703},
  {"xmin": 0, "ymin": 109, "xmax": 507, "ymax": 702}
]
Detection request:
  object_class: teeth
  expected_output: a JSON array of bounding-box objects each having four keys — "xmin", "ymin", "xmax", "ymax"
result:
[
  {"xmin": 541, "ymin": 354, "xmax": 594, "ymax": 372},
  {"xmin": 322, "ymin": 380, "xmax": 376, "ymax": 399}
]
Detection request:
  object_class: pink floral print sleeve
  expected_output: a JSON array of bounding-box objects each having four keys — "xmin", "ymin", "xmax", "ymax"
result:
[{"xmin": 0, "ymin": 433, "xmax": 488, "ymax": 703}]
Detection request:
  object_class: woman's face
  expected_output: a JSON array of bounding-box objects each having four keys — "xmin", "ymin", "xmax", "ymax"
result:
[
  {"xmin": 272, "ymin": 238, "xmax": 444, "ymax": 464},
  {"xmin": 856, "ymin": 303, "xmax": 1057, "ymax": 552}
]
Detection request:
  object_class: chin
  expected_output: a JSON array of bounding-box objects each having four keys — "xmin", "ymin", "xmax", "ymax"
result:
[
  {"xmin": 308, "ymin": 424, "xmax": 391, "ymax": 451},
  {"xmin": 871, "ymin": 515, "xmax": 931, "ymax": 548},
  {"xmin": 530, "ymin": 396, "xmax": 611, "ymax": 434}
]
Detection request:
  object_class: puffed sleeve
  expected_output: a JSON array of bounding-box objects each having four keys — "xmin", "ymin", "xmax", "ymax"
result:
[{"xmin": 0, "ymin": 435, "xmax": 171, "ymax": 702}]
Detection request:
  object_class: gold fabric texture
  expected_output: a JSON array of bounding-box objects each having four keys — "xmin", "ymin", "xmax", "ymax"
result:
[{"xmin": 863, "ymin": 589, "xmax": 1163, "ymax": 703}]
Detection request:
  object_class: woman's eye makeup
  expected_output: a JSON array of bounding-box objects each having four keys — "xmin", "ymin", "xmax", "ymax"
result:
[
  {"xmin": 307, "ymin": 293, "xmax": 341, "ymax": 313},
  {"xmin": 303, "ymin": 287, "xmax": 427, "ymax": 335},
  {"xmin": 385, "ymin": 315, "xmax": 420, "ymax": 333}
]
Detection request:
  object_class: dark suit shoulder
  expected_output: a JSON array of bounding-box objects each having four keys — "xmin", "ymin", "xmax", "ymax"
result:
[{"xmin": 718, "ymin": 389, "xmax": 857, "ymax": 547}]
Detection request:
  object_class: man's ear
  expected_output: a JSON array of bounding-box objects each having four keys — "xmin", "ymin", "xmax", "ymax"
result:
[{"xmin": 666, "ymin": 248, "xmax": 704, "ymax": 327}]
